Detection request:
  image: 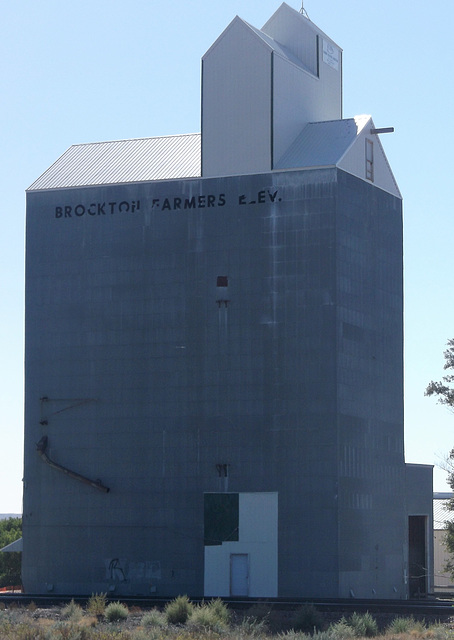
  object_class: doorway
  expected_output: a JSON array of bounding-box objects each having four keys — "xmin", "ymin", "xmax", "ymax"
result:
[
  {"xmin": 408, "ymin": 516, "xmax": 427, "ymax": 597},
  {"xmin": 230, "ymin": 553, "xmax": 249, "ymax": 596}
]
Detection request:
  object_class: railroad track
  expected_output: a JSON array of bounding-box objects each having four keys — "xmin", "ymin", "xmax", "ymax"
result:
[{"xmin": 0, "ymin": 594, "xmax": 453, "ymax": 618}]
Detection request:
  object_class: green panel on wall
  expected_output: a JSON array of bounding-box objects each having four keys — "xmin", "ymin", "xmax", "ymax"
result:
[{"xmin": 204, "ymin": 493, "xmax": 239, "ymax": 546}]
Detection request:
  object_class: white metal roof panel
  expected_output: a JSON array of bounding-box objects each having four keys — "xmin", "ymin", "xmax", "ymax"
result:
[
  {"xmin": 274, "ymin": 115, "xmax": 370, "ymax": 170},
  {"xmin": 245, "ymin": 21, "xmax": 316, "ymax": 75},
  {"xmin": 28, "ymin": 133, "xmax": 201, "ymax": 191},
  {"xmin": 0, "ymin": 537, "xmax": 22, "ymax": 553},
  {"xmin": 434, "ymin": 495, "xmax": 454, "ymax": 529},
  {"xmin": 262, "ymin": 2, "xmax": 341, "ymax": 51}
]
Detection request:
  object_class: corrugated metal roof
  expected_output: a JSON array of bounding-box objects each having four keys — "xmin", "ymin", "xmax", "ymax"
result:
[
  {"xmin": 434, "ymin": 494, "xmax": 454, "ymax": 529},
  {"xmin": 28, "ymin": 133, "xmax": 201, "ymax": 191},
  {"xmin": 0, "ymin": 537, "xmax": 22, "ymax": 553},
  {"xmin": 274, "ymin": 115, "xmax": 370, "ymax": 170}
]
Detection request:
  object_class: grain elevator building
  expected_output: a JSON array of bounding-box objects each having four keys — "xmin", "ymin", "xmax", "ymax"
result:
[{"xmin": 23, "ymin": 3, "xmax": 433, "ymax": 598}]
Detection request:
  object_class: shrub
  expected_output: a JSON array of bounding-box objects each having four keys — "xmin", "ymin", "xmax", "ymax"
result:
[
  {"xmin": 314, "ymin": 632, "xmax": 339, "ymax": 640},
  {"xmin": 188, "ymin": 604, "xmax": 219, "ymax": 630},
  {"xmin": 247, "ymin": 602, "xmax": 272, "ymax": 623},
  {"xmin": 131, "ymin": 631, "xmax": 161, "ymax": 640},
  {"xmin": 187, "ymin": 600, "xmax": 230, "ymax": 631},
  {"xmin": 61, "ymin": 600, "xmax": 83, "ymax": 622},
  {"xmin": 207, "ymin": 599, "xmax": 230, "ymax": 626},
  {"xmin": 292, "ymin": 604, "xmax": 324, "ymax": 633},
  {"xmin": 386, "ymin": 616, "xmax": 420, "ymax": 634},
  {"xmin": 104, "ymin": 601, "xmax": 129, "ymax": 623},
  {"xmin": 0, "ymin": 517, "xmax": 22, "ymax": 589},
  {"xmin": 278, "ymin": 631, "xmax": 310, "ymax": 640},
  {"xmin": 238, "ymin": 614, "xmax": 269, "ymax": 637},
  {"xmin": 425, "ymin": 624, "xmax": 452, "ymax": 640},
  {"xmin": 46, "ymin": 621, "xmax": 89, "ymax": 640},
  {"xmin": 86, "ymin": 593, "xmax": 107, "ymax": 617},
  {"xmin": 347, "ymin": 612, "xmax": 378, "ymax": 638},
  {"xmin": 328, "ymin": 618, "xmax": 356, "ymax": 640},
  {"xmin": 141, "ymin": 609, "xmax": 166, "ymax": 628},
  {"xmin": 164, "ymin": 595, "xmax": 193, "ymax": 625}
]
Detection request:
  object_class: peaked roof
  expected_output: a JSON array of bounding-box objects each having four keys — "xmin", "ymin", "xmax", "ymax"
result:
[
  {"xmin": 27, "ymin": 117, "xmax": 400, "ymax": 195},
  {"xmin": 28, "ymin": 133, "xmax": 201, "ymax": 191},
  {"xmin": 204, "ymin": 3, "xmax": 338, "ymax": 81},
  {"xmin": 202, "ymin": 14, "xmax": 314, "ymax": 77},
  {"xmin": 262, "ymin": 2, "xmax": 341, "ymax": 49},
  {"xmin": 275, "ymin": 115, "xmax": 371, "ymax": 169},
  {"xmin": 274, "ymin": 115, "xmax": 401, "ymax": 198},
  {"xmin": 434, "ymin": 493, "xmax": 454, "ymax": 529},
  {"xmin": 0, "ymin": 537, "xmax": 22, "ymax": 553}
]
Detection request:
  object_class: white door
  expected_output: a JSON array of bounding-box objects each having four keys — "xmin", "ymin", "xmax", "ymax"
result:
[{"xmin": 230, "ymin": 553, "xmax": 249, "ymax": 596}]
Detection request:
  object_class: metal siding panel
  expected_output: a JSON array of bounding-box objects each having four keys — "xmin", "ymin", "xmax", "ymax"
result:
[
  {"xmin": 272, "ymin": 55, "xmax": 322, "ymax": 165},
  {"xmin": 202, "ymin": 20, "xmax": 272, "ymax": 177},
  {"xmin": 262, "ymin": 4, "xmax": 342, "ymax": 62},
  {"xmin": 338, "ymin": 119, "xmax": 402, "ymax": 198}
]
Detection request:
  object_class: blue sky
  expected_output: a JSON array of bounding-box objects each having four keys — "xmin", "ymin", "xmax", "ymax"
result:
[{"xmin": 1, "ymin": 0, "xmax": 453, "ymax": 513}]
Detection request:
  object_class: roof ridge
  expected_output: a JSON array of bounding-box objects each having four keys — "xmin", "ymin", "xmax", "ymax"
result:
[
  {"xmin": 69, "ymin": 132, "xmax": 201, "ymax": 149},
  {"xmin": 305, "ymin": 115, "xmax": 370, "ymax": 126}
]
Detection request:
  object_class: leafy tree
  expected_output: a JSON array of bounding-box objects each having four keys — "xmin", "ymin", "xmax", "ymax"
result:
[
  {"xmin": 0, "ymin": 516, "xmax": 22, "ymax": 587},
  {"xmin": 425, "ymin": 338, "xmax": 454, "ymax": 408},
  {"xmin": 426, "ymin": 339, "xmax": 454, "ymax": 576}
]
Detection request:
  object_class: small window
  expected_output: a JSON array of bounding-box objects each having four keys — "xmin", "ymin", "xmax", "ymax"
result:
[
  {"xmin": 217, "ymin": 276, "xmax": 228, "ymax": 287},
  {"xmin": 366, "ymin": 139, "xmax": 374, "ymax": 182}
]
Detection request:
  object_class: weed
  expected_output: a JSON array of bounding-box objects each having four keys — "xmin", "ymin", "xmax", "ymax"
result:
[
  {"xmin": 278, "ymin": 631, "xmax": 310, "ymax": 640},
  {"xmin": 61, "ymin": 601, "xmax": 83, "ymax": 623},
  {"xmin": 188, "ymin": 605, "xmax": 217, "ymax": 630},
  {"xmin": 141, "ymin": 609, "xmax": 166, "ymax": 628},
  {"xmin": 292, "ymin": 604, "xmax": 324, "ymax": 634},
  {"xmin": 425, "ymin": 624, "xmax": 452, "ymax": 640},
  {"xmin": 45, "ymin": 621, "xmax": 89, "ymax": 640},
  {"xmin": 131, "ymin": 631, "xmax": 159, "ymax": 640},
  {"xmin": 207, "ymin": 598, "xmax": 230, "ymax": 625},
  {"xmin": 347, "ymin": 612, "xmax": 378, "ymax": 638},
  {"xmin": 238, "ymin": 614, "xmax": 269, "ymax": 637},
  {"xmin": 104, "ymin": 602, "xmax": 129, "ymax": 623},
  {"xmin": 386, "ymin": 617, "xmax": 421, "ymax": 635},
  {"xmin": 164, "ymin": 595, "xmax": 193, "ymax": 625},
  {"xmin": 188, "ymin": 600, "xmax": 231, "ymax": 631},
  {"xmin": 328, "ymin": 618, "xmax": 356, "ymax": 640},
  {"xmin": 86, "ymin": 593, "xmax": 107, "ymax": 617}
]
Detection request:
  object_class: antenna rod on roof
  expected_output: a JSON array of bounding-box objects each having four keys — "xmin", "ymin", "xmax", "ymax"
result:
[{"xmin": 300, "ymin": 2, "xmax": 310, "ymax": 19}]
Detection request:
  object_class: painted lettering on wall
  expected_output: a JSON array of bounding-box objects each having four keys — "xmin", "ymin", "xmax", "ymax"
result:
[
  {"xmin": 55, "ymin": 200, "xmax": 141, "ymax": 218},
  {"xmin": 54, "ymin": 190, "xmax": 281, "ymax": 219},
  {"xmin": 238, "ymin": 190, "xmax": 279, "ymax": 205}
]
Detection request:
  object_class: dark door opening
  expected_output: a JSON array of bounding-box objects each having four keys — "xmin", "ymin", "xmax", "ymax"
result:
[{"xmin": 408, "ymin": 515, "xmax": 427, "ymax": 597}]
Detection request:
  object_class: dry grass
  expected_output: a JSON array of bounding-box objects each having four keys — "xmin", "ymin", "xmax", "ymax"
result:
[{"xmin": 0, "ymin": 603, "xmax": 452, "ymax": 640}]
